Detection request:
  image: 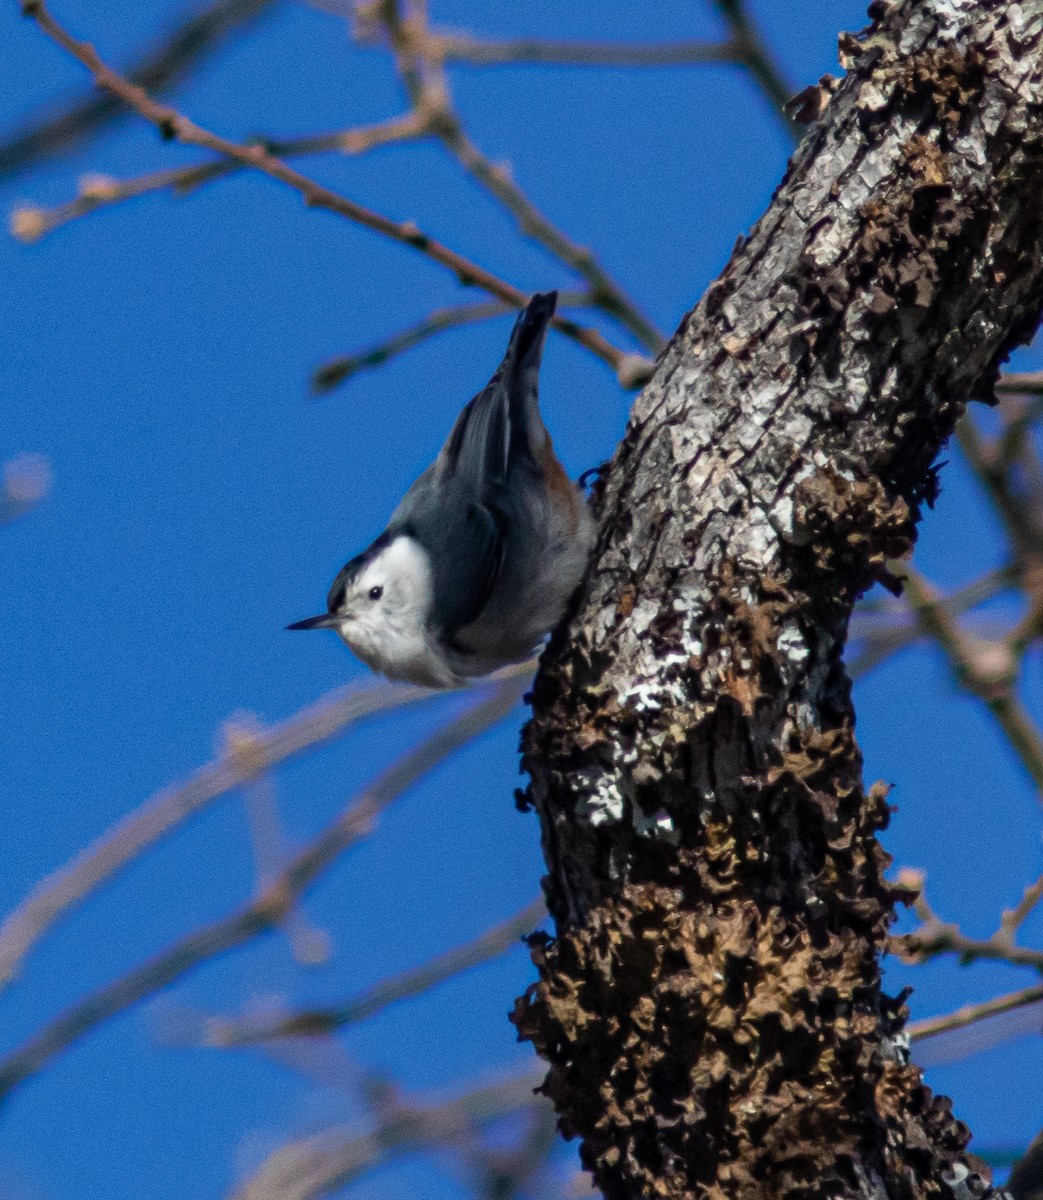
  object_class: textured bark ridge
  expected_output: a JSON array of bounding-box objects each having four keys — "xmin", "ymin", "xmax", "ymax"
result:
[{"xmin": 511, "ymin": 3, "xmax": 1043, "ymax": 1198}]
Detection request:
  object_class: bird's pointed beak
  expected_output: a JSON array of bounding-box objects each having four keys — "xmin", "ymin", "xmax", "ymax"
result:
[{"xmin": 286, "ymin": 613, "xmax": 341, "ymax": 631}]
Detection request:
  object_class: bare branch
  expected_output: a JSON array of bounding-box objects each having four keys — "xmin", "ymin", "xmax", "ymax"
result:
[
  {"xmin": 205, "ymin": 895, "xmax": 546, "ymax": 1044},
  {"xmin": 910, "ymin": 985, "xmax": 1043, "ymax": 1044},
  {"xmin": 157, "ymin": 999, "xmax": 376, "ymax": 1090},
  {"xmin": 957, "ymin": 414, "xmax": 1043, "ymax": 560},
  {"xmin": 393, "ymin": 12, "xmax": 798, "ymax": 153},
  {"xmin": 9, "ymin": 117, "xmax": 427, "ymax": 243},
  {"xmin": 0, "ymin": 0, "xmax": 277, "ymax": 179},
  {"xmin": 16, "ymin": 2, "xmax": 634, "ymax": 378},
  {"xmin": 909, "ymin": 984, "xmax": 1043, "ymax": 1066},
  {"xmin": 230, "ymin": 1067, "xmax": 546, "ymax": 1200},
  {"xmin": 895, "ymin": 873, "xmax": 1043, "ymax": 971},
  {"xmin": 0, "ymin": 679, "xmax": 525, "ymax": 1102},
  {"xmin": 11, "ymin": 163, "xmax": 230, "ymax": 242},
  {"xmin": 436, "ymin": 119, "xmax": 666, "ymax": 354}
]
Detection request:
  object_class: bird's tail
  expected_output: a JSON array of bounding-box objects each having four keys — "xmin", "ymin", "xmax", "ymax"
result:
[
  {"xmin": 438, "ymin": 292, "xmax": 557, "ymax": 489},
  {"xmin": 502, "ymin": 291, "xmax": 557, "ymax": 371},
  {"xmin": 499, "ymin": 291, "xmax": 557, "ymax": 460}
]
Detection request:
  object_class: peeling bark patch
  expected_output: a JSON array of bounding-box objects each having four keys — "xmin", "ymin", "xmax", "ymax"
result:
[
  {"xmin": 792, "ymin": 470, "xmax": 915, "ymax": 594},
  {"xmin": 516, "ymin": 1, "xmax": 1043, "ymax": 1197},
  {"xmin": 891, "ymin": 45, "xmax": 987, "ymax": 136}
]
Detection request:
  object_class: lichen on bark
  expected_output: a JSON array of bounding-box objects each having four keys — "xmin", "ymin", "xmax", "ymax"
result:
[{"xmin": 511, "ymin": 2, "xmax": 1043, "ymax": 1198}]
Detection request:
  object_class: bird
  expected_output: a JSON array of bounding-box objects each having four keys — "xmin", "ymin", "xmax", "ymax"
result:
[{"xmin": 288, "ymin": 291, "xmax": 593, "ymax": 688}]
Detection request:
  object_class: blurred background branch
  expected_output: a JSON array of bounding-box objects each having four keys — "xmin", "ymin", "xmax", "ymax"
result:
[
  {"xmin": 0, "ymin": 453, "xmax": 50, "ymax": 526},
  {"xmin": 0, "ymin": 677, "xmax": 526, "ymax": 1103},
  {"xmin": 201, "ymin": 894, "xmax": 546, "ymax": 1045},
  {"xmin": 0, "ymin": 669, "xmax": 533, "ymax": 990},
  {"xmin": 232, "ymin": 1066, "xmax": 547, "ymax": 1200}
]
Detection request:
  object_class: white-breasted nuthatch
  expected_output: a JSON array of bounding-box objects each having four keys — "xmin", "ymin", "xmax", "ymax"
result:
[{"xmin": 288, "ymin": 291, "xmax": 593, "ymax": 687}]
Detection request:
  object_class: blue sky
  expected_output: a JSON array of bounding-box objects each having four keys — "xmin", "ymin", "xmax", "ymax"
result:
[{"xmin": 1, "ymin": 2, "xmax": 1042, "ymax": 1197}]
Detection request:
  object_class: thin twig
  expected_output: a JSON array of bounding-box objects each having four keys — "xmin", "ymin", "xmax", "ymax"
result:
[
  {"xmin": 0, "ymin": 669, "xmax": 527, "ymax": 990},
  {"xmin": 230, "ymin": 1066, "xmax": 546, "ymax": 1200},
  {"xmin": 996, "ymin": 371, "xmax": 1043, "ymax": 396},
  {"xmin": 712, "ymin": 0, "xmax": 801, "ymax": 141},
  {"xmin": 847, "ymin": 564, "xmax": 1017, "ymax": 678},
  {"xmin": 957, "ymin": 415, "xmax": 1043, "ymax": 559},
  {"xmin": 460, "ymin": 1101, "xmax": 561, "ymax": 1200},
  {"xmin": 897, "ymin": 921, "xmax": 1043, "ymax": 971},
  {"xmin": 10, "ymin": 117, "xmax": 428, "ymax": 243},
  {"xmin": 899, "ymin": 565, "xmax": 1043, "ymax": 804},
  {"xmin": 312, "ymin": 292, "xmax": 596, "ymax": 392},
  {"xmin": 314, "ymin": 299, "xmax": 513, "ymax": 392},
  {"xmin": 437, "ymin": 119, "xmax": 666, "ymax": 353},
  {"xmin": 206, "ymin": 895, "xmax": 546, "ymax": 1043},
  {"xmin": 437, "ymin": 34, "xmax": 733, "ymax": 68},
  {"xmin": 0, "ymin": 680, "xmax": 525, "ymax": 1102},
  {"xmin": 155, "ymin": 995, "xmax": 378, "ymax": 1090},
  {"xmin": 909, "ymin": 984, "xmax": 1043, "ymax": 1067},
  {"xmin": 18, "ymin": 1, "xmax": 634, "ymax": 378},
  {"xmin": 893, "ymin": 875, "xmax": 1043, "ymax": 971},
  {"xmin": 1, "ymin": 0, "xmax": 277, "ymax": 179},
  {"xmin": 12, "ymin": 162, "xmax": 231, "ymax": 243},
  {"xmin": 998, "ymin": 871, "xmax": 1043, "ymax": 947}
]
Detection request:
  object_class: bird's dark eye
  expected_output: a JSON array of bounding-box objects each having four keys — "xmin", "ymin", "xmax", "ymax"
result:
[{"xmin": 368, "ymin": 585, "xmax": 383, "ymax": 601}]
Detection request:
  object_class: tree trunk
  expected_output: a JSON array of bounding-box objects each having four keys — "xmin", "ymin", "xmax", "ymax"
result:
[{"xmin": 511, "ymin": 2, "xmax": 1043, "ymax": 1198}]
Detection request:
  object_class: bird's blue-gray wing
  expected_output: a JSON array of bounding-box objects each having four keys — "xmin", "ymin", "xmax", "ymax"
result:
[{"xmin": 401, "ymin": 494, "xmax": 504, "ymax": 638}]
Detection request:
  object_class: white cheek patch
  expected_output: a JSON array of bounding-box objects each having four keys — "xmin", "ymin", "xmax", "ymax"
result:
[
  {"xmin": 371, "ymin": 536, "xmax": 434, "ymax": 614},
  {"xmin": 336, "ymin": 535, "xmax": 450, "ymax": 685}
]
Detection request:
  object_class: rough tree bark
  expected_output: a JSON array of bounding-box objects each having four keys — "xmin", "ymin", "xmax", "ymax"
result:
[{"xmin": 511, "ymin": 2, "xmax": 1043, "ymax": 1198}]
